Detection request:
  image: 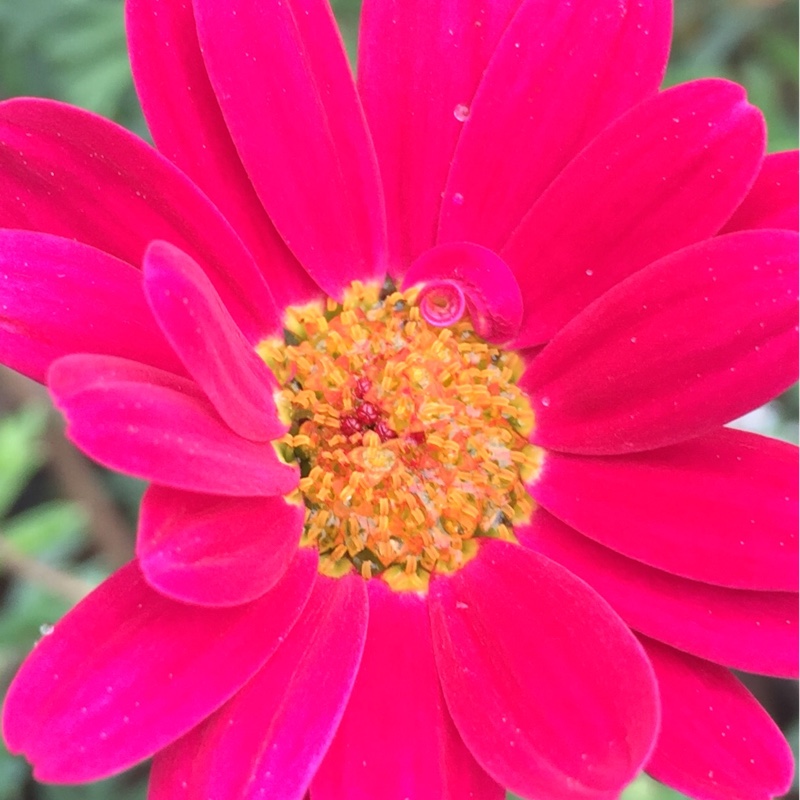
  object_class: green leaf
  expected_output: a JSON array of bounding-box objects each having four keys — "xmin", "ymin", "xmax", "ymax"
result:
[
  {"xmin": 0, "ymin": 404, "xmax": 49, "ymax": 517},
  {"xmin": 3, "ymin": 501, "xmax": 87, "ymax": 563}
]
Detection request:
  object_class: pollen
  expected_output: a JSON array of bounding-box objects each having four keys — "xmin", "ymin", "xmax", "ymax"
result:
[{"xmin": 258, "ymin": 281, "xmax": 542, "ymax": 592}]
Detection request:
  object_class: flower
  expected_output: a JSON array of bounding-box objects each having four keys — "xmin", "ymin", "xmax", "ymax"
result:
[{"xmin": 0, "ymin": 0, "xmax": 798, "ymax": 797}]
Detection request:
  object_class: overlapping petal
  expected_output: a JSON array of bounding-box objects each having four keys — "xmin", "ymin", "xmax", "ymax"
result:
[
  {"xmin": 150, "ymin": 575, "xmax": 367, "ymax": 800},
  {"xmin": 531, "ymin": 428, "xmax": 798, "ymax": 591},
  {"xmin": 520, "ymin": 511, "xmax": 799, "ymax": 678},
  {"xmin": 439, "ymin": 0, "xmax": 671, "ymax": 251},
  {"xmin": 503, "ymin": 79, "xmax": 766, "ymax": 347},
  {"xmin": 1, "ymin": 553, "xmax": 317, "ymax": 782},
  {"xmin": 126, "ymin": 0, "xmax": 319, "ymax": 310},
  {"xmin": 357, "ymin": 0, "xmax": 523, "ymax": 271},
  {"xmin": 193, "ymin": 0, "xmax": 386, "ymax": 297},
  {"xmin": 642, "ymin": 638, "xmax": 794, "ymax": 800},
  {"xmin": 522, "ymin": 230, "xmax": 799, "ymax": 455},
  {"xmin": 429, "ymin": 539, "xmax": 659, "ymax": 799},
  {"xmin": 49, "ymin": 354, "xmax": 298, "ymax": 496},
  {"xmin": 143, "ymin": 241, "xmax": 284, "ymax": 442},
  {"xmin": 313, "ymin": 582, "xmax": 503, "ymax": 800},
  {"xmin": 0, "ymin": 98, "xmax": 278, "ymax": 341},
  {"xmin": 0, "ymin": 229, "xmax": 181, "ymax": 382},
  {"xmin": 723, "ymin": 150, "xmax": 799, "ymax": 234},
  {"xmin": 137, "ymin": 486, "xmax": 304, "ymax": 606}
]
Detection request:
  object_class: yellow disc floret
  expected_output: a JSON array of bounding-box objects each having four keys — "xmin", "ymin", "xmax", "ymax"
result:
[{"xmin": 258, "ymin": 281, "xmax": 542, "ymax": 592}]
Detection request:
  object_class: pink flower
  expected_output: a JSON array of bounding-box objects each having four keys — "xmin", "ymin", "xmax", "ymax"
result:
[{"xmin": 1, "ymin": 0, "xmax": 798, "ymax": 798}]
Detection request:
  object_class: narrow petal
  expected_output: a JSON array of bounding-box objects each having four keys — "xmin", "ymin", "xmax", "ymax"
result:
[
  {"xmin": 1, "ymin": 553, "xmax": 317, "ymax": 782},
  {"xmin": 402, "ymin": 242, "xmax": 523, "ymax": 343},
  {"xmin": 722, "ymin": 150, "xmax": 799, "ymax": 234},
  {"xmin": 0, "ymin": 98, "xmax": 278, "ymax": 341},
  {"xmin": 49, "ymin": 354, "xmax": 298, "ymax": 496},
  {"xmin": 522, "ymin": 230, "xmax": 799, "ymax": 455},
  {"xmin": 143, "ymin": 241, "xmax": 284, "ymax": 442},
  {"xmin": 502, "ymin": 79, "xmax": 766, "ymax": 347},
  {"xmin": 642, "ymin": 637, "xmax": 794, "ymax": 800},
  {"xmin": 0, "ymin": 229, "xmax": 182, "ymax": 382},
  {"xmin": 149, "ymin": 574, "xmax": 367, "ymax": 800},
  {"xmin": 126, "ymin": 0, "xmax": 319, "ymax": 309},
  {"xmin": 429, "ymin": 539, "xmax": 659, "ymax": 799},
  {"xmin": 439, "ymin": 0, "xmax": 671, "ymax": 251},
  {"xmin": 357, "ymin": 0, "xmax": 523, "ymax": 272},
  {"xmin": 312, "ymin": 581, "xmax": 503, "ymax": 800},
  {"xmin": 531, "ymin": 428, "xmax": 799, "ymax": 591},
  {"xmin": 137, "ymin": 486, "xmax": 304, "ymax": 607},
  {"xmin": 193, "ymin": 0, "xmax": 386, "ymax": 296},
  {"xmin": 520, "ymin": 511, "xmax": 799, "ymax": 678}
]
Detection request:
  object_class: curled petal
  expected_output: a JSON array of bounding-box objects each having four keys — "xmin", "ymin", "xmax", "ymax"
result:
[
  {"xmin": 429, "ymin": 539, "xmax": 659, "ymax": 799},
  {"xmin": 642, "ymin": 637, "xmax": 794, "ymax": 800},
  {"xmin": 403, "ymin": 242, "xmax": 523, "ymax": 343},
  {"xmin": 137, "ymin": 486, "xmax": 304, "ymax": 607}
]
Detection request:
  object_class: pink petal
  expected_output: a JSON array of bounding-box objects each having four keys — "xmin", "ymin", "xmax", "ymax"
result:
[
  {"xmin": 722, "ymin": 150, "xmax": 799, "ymax": 234},
  {"xmin": 357, "ymin": 0, "xmax": 523, "ymax": 273},
  {"xmin": 126, "ymin": 0, "xmax": 319, "ymax": 310},
  {"xmin": 520, "ymin": 511, "xmax": 799, "ymax": 678},
  {"xmin": 429, "ymin": 539, "xmax": 659, "ymax": 799},
  {"xmin": 143, "ymin": 241, "xmax": 284, "ymax": 442},
  {"xmin": 193, "ymin": 0, "xmax": 386, "ymax": 296},
  {"xmin": 522, "ymin": 230, "xmax": 799, "ymax": 455},
  {"xmin": 532, "ymin": 428, "xmax": 798, "ymax": 591},
  {"xmin": 502, "ymin": 79, "xmax": 766, "ymax": 347},
  {"xmin": 312, "ymin": 581, "xmax": 503, "ymax": 800},
  {"xmin": 137, "ymin": 485, "xmax": 304, "ymax": 607},
  {"xmin": 0, "ymin": 98, "xmax": 278, "ymax": 341},
  {"xmin": 642, "ymin": 637, "xmax": 794, "ymax": 800},
  {"xmin": 149, "ymin": 574, "xmax": 367, "ymax": 800},
  {"xmin": 402, "ymin": 242, "xmax": 523, "ymax": 343},
  {"xmin": 439, "ymin": 0, "xmax": 671, "ymax": 252},
  {"xmin": 0, "ymin": 229, "xmax": 182, "ymax": 383},
  {"xmin": 1, "ymin": 553, "xmax": 317, "ymax": 782},
  {"xmin": 49, "ymin": 354, "xmax": 298, "ymax": 496}
]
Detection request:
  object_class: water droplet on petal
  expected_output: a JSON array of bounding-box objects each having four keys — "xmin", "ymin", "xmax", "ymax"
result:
[
  {"xmin": 453, "ymin": 103, "xmax": 470, "ymax": 122},
  {"xmin": 39, "ymin": 623, "xmax": 54, "ymax": 636},
  {"xmin": 452, "ymin": 192, "xmax": 465, "ymax": 205},
  {"xmin": 541, "ymin": 396, "xmax": 551, "ymax": 407}
]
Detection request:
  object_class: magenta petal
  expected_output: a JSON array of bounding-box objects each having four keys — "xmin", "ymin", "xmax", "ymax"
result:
[
  {"xmin": 357, "ymin": 0, "xmax": 523, "ymax": 272},
  {"xmin": 503, "ymin": 79, "xmax": 766, "ymax": 347},
  {"xmin": 429, "ymin": 539, "xmax": 659, "ymax": 799},
  {"xmin": 403, "ymin": 242, "xmax": 523, "ymax": 343},
  {"xmin": 522, "ymin": 230, "xmax": 799, "ymax": 455},
  {"xmin": 137, "ymin": 485, "xmax": 304, "ymax": 607},
  {"xmin": 193, "ymin": 0, "xmax": 386, "ymax": 296},
  {"xmin": 520, "ymin": 511, "xmax": 799, "ymax": 678},
  {"xmin": 0, "ymin": 229, "xmax": 182, "ymax": 382},
  {"xmin": 439, "ymin": 0, "xmax": 671, "ymax": 251},
  {"xmin": 532, "ymin": 428, "xmax": 799, "ymax": 591},
  {"xmin": 0, "ymin": 98, "xmax": 278, "ymax": 341},
  {"xmin": 126, "ymin": 0, "xmax": 319, "ymax": 310},
  {"xmin": 149, "ymin": 574, "xmax": 367, "ymax": 800},
  {"xmin": 1, "ymin": 553, "xmax": 316, "ymax": 782},
  {"xmin": 312, "ymin": 581, "xmax": 503, "ymax": 800},
  {"xmin": 642, "ymin": 638, "xmax": 794, "ymax": 800},
  {"xmin": 723, "ymin": 150, "xmax": 799, "ymax": 234},
  {"xmin": 49, "ymin": 354, "xmax": 298, "ymax": 496},
  {"xmin": 144, "ymin": 241, "xmax": 284, "ymax": 442}
]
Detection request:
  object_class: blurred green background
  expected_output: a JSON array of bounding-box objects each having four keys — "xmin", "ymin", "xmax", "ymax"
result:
[{"xmin": 0, "ymin": 0, "xmax": 797, "ymax": 798}]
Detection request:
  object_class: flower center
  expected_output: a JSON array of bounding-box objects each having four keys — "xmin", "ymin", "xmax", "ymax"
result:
[{"xmin": 258, "ymin": 280, "xmax": 541, "ymax": 591}]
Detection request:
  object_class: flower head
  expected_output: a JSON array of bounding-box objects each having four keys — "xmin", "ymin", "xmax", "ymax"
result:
[{"xmin": 0, "ymin": 0, "xmax": 798, "ymax": 798}]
